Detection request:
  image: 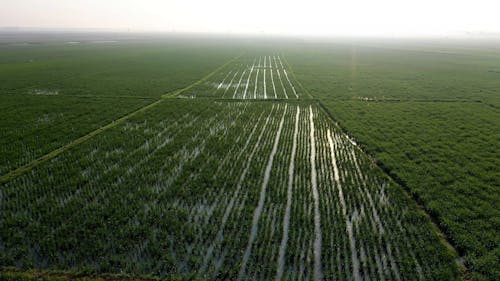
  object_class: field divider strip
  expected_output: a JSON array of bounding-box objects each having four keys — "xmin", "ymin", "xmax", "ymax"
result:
[{"xmin": 0, "ymin": 53, "xmax": 243, "ymax": 184}]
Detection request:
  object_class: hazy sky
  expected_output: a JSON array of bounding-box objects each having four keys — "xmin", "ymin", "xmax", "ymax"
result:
[{"xmin": 2, "ymin": 0, "xmax": 500, "ymax": 36}]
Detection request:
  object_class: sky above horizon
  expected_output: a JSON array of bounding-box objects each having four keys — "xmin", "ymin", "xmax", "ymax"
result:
[{"xmin": 2, "ymin": 0, "xmax": 500, "ymax": 37}]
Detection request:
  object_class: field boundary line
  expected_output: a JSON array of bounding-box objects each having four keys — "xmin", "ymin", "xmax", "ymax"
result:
[{"xmin": 0, "ymin": 54, "xmax": 243, "ymax": 184}]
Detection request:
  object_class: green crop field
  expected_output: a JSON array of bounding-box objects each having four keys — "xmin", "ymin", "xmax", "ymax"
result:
[
  {"xmin": 0, "ymin": 35, "xmax": 239, "ymax": 178},
  {"xmin": 185, "ymin": 54, "xmax": 305, "ymax": 99},
  {"xmin": 0, "ymin": 94, "xmax": 153, "ymax": 175},
  {"xmin": 284, "ymin": 41, "xmax": 500, "ymax": 281},
  {"xmin": 0, "ymin": 34, "xmax": 498, "ymax": 281},
  {"xmin": 0, "ymin": 36, "xmax": 240, "ymax": 98}
]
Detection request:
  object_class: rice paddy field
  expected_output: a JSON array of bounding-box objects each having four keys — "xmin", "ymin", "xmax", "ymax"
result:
[
  {"xmin": 283, "ymin": 41, "xmax": 499, "ymax": 281},
  {"xmin": 185, "ymin": 54, "xmax": 303, "ymax": 99},
  {"xmin": 0, "ymin": 34, "xmax": 498, "ymax": 281}
]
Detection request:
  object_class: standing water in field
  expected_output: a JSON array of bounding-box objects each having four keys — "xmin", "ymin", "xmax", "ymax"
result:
[
  {"xmin": 200, "ymin": 107, "xmax": 274, "ymax": 273},
  {"xmin": 276, "ymin": 106, "xmax": 300, "ymax": 281},
  {"xmin": 309, "ymin": 106, "xmax": 323, "ymax": 281},
  {"xmin": 238, "ymin": 104, "xmax": 288, "ymax": 280}
]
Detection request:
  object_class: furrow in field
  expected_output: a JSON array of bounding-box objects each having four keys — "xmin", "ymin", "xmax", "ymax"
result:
[
  {"xmin": 263, "ymin": 68, "xmax": 267, "ymax": 99},
  {"xmin": 309, "ymin": 106, "xmax": 323, "ymax": 281},
  {"xmin": 277, "ymin": 55, "xmax": 285, "ymax": 69},
  {"xmin": 238, "ymin": 104, "xmax": 288, "ymax": 281},
  {"xmin": 81, "ymin": 111, "xmax": 201, "ymax": 190},
  {"xmin": 275, "ymin": 105, "xmax": 300, "ymax": 281},
  {"xmin": 203, "ymin": 106, "xmax": 279, "ymax": 278},
  {"xmin": 347, "ymin": 145, "xmax": 403, "ymax": 281},
  {"xmin": 254, "ymin": 67, "xmax": 260, "ymax": 99},
  {"xmin": 213, "ymin": 109, "xmax": 263, "ymax": 178},
  {"xmin": 223, "ymin": 70, "xmax": 239, "ymax": 98},
  {"xmin": 326, "ymin": 128, "xmax": 361, "ymax": 281},
  {"xmin": 327, "ymin": 129, "xmax": 346, "ymax": 212},
  {"xmin": 167, "ymin": 108, "xmax": 255, "ymax": 270},
  {"xmin": 270, "ymin": 68, "xmax": 277, "ymax": 99},
  {"xmin": 233, "ymin": 68, "xmax": 247, "ymax": 99},
  {"xmin": 274, "ymin": 56, "xmax": 288, "ymax": 99},
  {"xmin": 282, "ymin": 69, "xmax": 298, "ymax": 98},
  {"xmin": 315, "ymin": 112, "xmax": 341, "ymax": 280},
  {"xmin": 217, "ymin": 70, "xmax": 233, "ymax": 90},
  {"xmin": 40, "ymin": 107, "xmax": 227, "ymax": 268},
  {"xmin": 277, "ymin": 55, "xmax": 293, "ymax": 101},
  {"xmin": 281, "ymin": 106, "xmax": 312, "ymax": 280},
  {"xmin": 243, "ymin": 59, "xmax": 256, "ymax": 99}
]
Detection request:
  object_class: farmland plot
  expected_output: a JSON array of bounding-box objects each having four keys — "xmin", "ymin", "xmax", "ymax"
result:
[
  {"xmin": 0, "ymin": 100, "xmax": 458, "ymax": 280},
  {"xmin": 0, "ymin": 94, "xmax": 153, "ymax": 176},
  {"xmin": 183, "ymin": 55, "xmax": 301, "ymax": 99}
]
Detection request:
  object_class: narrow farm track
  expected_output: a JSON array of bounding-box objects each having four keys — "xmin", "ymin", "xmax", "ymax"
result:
[{"xmin": 0, "ymin": 54, "xmax": 242, "ymax": 184}]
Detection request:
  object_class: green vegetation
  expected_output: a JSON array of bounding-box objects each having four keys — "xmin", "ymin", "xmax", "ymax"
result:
[
  {"xmin": 0, "ymin": 38, "xmax": 239, "ymax": 98},
  {"xmin": 285, "ymin": 41, "xmax": 500, "ymax": 280},
  {"xmin": 323, "ymin": 100, "xmax": 499, "ymax": 280},
  {"xmin": 3, "ymin": 36, "xmax": 498, "ymax": 280},
  {"xmin": 284, "ymin": 40, "xmax": 500, "ymax": 105},
  {"xmin": 0, "ymin": 95, "xmax": 153, "ymax": 175},
  {"xmin": 0, "ymin": 37, "xmax": 239, "ymax": 177}
]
